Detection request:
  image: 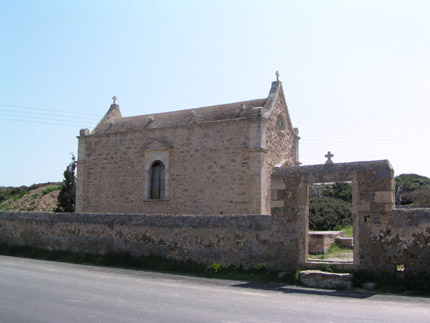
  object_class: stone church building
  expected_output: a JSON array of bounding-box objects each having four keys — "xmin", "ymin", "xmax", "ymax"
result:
[{"xmin": 75, "ymin": 79, "xmax": 300, "ymax": 215}]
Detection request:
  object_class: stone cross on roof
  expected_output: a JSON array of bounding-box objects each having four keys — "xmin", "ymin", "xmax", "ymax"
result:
[
  {"xmin": 275, "ymin": 71, "xmax": 280, "ymax": 81},
  {"xmin": 325, "ymin": 151, "xmax": 334, "ymax": 164},
  {"xmin": 112, "ymin": 96, "xmax": 117, "ymax": 104}
]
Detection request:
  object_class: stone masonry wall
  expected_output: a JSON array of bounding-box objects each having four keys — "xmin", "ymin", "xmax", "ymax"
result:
[
  {"xmin": 263, "ymin": 89, "xmax": 299, "ymax": 214},
  {"xmin": 2, "ymin": 188, "xmax": 428, "ymax": 275},
  {"xmin": 271, "ymin": 160, "xmax": 430, "ymax": 275},
  {"xmin": 82, "ymin": 119, "xmax": 253, "ymax": 215},
  {"xmin": 360, "ymin": 208, "xmax": 430, "ymax": 274},
  {"xmin": 0, "ymin": 212, "xmax": 297, "ymax": 270}
]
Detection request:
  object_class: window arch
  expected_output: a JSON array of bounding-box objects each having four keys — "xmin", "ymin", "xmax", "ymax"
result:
[{"xmin": 150, "ymin": 161, "xmax": 165, "ymax": 199}]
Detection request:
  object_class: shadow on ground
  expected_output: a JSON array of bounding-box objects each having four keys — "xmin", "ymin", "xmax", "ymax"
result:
[{"xmin": 232, "ymin": 281, "xmax": 374, "ymax": 299}]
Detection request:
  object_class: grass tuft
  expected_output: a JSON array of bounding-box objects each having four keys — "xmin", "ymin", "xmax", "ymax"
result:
[{"xmin": 42, "ymin": 186, "xmax": 61, "ymax": 196}]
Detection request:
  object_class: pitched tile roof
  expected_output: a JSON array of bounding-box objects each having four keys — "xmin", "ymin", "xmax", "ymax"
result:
[
  {"xmin": 92, "ymin": 98, "xmax": 267, "ymax": 134},
  {"xmin": 90, "ymin": 81, "xmax": 285, "ymax": 135}
]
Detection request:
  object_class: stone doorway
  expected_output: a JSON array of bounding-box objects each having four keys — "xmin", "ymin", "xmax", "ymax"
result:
[
  {"xmin": 271, "ymin": 160, "xmax": 395, "ymax": 272},
  {"xmin": 306, "ymin": 181, "xmax": 356, "ymax": 266},
  {"xmin": 297, "ymin": 175, "xmax": 360, "ymax": 269}
]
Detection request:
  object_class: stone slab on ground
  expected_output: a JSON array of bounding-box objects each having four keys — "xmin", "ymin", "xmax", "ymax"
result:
[{"xmin": 299, "ymin": 270, "xmax": 352, "ymax": 290}]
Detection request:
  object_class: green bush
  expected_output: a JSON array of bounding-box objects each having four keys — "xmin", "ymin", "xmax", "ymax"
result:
[
  {"xmin": 13, "ymin": 191, "xmax": 30, "ymax": 201},
  {"xmin": 42, "ymin": 186, "xmax": 61, "ymax": 196},
  {"xmin": 408, "ymin": 189, "xmax": 430, "ymax": 207},
  {"xmin": 309, "ymin": 196, "xmax": 352, "ymax": 231},
  {"xmin": 396, "ymin": 174, "xmax": 430, "ymax": 205},
  {"xmin": 309, "ymin": 182, "xmax": 352, "ymax": 231},
  {"xmin": 321, "ymin": 182, "xmax": 352, "ymax": 203},
  {"xmin": 0, "ymin": 202, "xmax": 10, "ymax": 211},
  {"xmin": 0, "ymin": 186, "xmax": 29, "ymax": 203}
]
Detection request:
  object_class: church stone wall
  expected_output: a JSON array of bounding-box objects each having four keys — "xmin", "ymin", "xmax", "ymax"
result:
[
  {"xmin": 77, "ymin": 81, "xmax": 298, "ymax": 215},
  {"xmin": 81, "ymin": 119, "xmax": 255, "ymax": 214},
  {"xmin": 262, "ymin": 92, "xmax": 299, "ymax": 214}
]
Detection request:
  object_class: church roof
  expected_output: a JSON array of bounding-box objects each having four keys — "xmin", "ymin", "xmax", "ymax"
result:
[{"xmin": 90, "ymin": 81, "xmax": 285, "ymax": 135}]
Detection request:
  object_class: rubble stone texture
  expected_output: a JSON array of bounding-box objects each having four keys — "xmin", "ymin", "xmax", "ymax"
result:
[{"xmin": 271, "ymin": 160, "xmax": 430, "ymax": 274}]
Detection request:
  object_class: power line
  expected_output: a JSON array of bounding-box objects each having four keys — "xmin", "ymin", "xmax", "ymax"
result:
[
  {"xmin": 303, "ymin": 137, "xmax": 430, "ymax": 145},
  {"xmin": 302, "ymin": 132, "xmax": 430, "ymax": 145},
  {"xmin": 0, "ymin": 113, "xmax": 94, "ymax": 124},
  {"xmin": 303, "ymin": 138, "xmax": 430, "ymax": 146},
  {"xmin": 0, "ymin": 117, "xmax": 82, "ymax": 128},
  {"xmin": 0, "ymin": 108, "xmax": 99, "ymax": 121},
  {"xmin": 302, "ymin": 141, "xmax": 430, "ymax": 149},
  {"xmin": 304, "ymin": 131, "xmax": 429, "ymax": 142},
  {"xmin": 0, "ymin": 103, "xmax": 101, "ymax": 117}
]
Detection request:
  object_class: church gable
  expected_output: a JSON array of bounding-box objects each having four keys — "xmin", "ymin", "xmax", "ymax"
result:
[
  {"xmin": 263, "ymin": 80, "xmax": 297, "ymax": 138},
  {"xmin": 92, "ymin": 97, "xmax": 122, "ymax": 134}
]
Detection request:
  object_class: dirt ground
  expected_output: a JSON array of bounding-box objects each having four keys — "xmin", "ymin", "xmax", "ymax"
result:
[{"xmin": 0, "ymin": 184, "xmax": 61, "ymax": 212}]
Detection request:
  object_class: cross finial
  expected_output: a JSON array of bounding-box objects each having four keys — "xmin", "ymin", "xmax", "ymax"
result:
[
  {"xmin": 325, "ymin": 151, "xmax": 334, "ymax": 164},
  {"xmin": 275, "ymin": 71, "xmax": 280, "ymax": 81},
  {"xmin": 112, "ymin": 96, "xmax": 117, "ymax": 104}
]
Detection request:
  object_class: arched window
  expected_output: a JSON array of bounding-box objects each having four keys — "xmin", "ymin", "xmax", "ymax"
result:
[{"xmin": 150, "ymin": 161, "xmax": 165, "ymax": 199}]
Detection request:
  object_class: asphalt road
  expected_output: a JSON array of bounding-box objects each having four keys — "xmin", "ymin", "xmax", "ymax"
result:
[{"xmin": 1, "ymin": 255, "xmax": 429, "ymax": 323}]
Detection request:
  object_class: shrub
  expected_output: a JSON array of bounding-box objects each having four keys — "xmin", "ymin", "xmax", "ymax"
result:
[
  {"xmin": 13, "ymin": 191, "xmax": 30, "ymax": 201},
  {"xmin": 396, "ymin": 174, "xmax": 430, "ymax": 205},
  {"xmin": 0, "ymin": 186, "xmax": 29, "ymax": 203},
  {"xmin": 42, "ymin": 186, "xmax": 61, "ymax": 196},
  {"xmin": 309, "ymin": 196, "xmax": 352, "ymax": 231},
  {"xmin": 309, "ymin": 182, "xmax": 352, "ymax": 231},
  {"xmin": 321, "ymin": 182, "xmax": 352, "ymax": 203},
  {"xmin": 409, "ymin": 189, "xmax": 430, "ymax": 207}
]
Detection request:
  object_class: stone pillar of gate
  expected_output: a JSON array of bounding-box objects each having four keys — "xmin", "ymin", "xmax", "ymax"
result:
[
  {"xmin": 355, "ymin": 164, "xmax": 395, "ymax": 271},
  {"xmin": 270, "ymin": 173, "xmax": 302, "ymax": 270}
]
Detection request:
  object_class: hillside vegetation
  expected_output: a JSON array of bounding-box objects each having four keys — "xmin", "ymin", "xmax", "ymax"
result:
[
  {"xmin": 395, "ymin": 174, "xmax": 430, "ymax": 207},
  {"xmin": 0, "ymin": 183, "xmax": 61, "ymax": 212}
]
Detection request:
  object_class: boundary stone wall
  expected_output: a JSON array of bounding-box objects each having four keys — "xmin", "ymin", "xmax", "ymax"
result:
[
  {"xmin": 369, "ymin": 207, "xmax": 430, "ymax": 275},
  {"xmin": 0, "ymin": 212, "xmax": 294, "ymax": 270}
]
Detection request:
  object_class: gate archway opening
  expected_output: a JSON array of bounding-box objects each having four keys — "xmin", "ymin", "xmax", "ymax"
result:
[{"xmin": 306, "ymin": 181, "xmax": 356, "ymax": 265}]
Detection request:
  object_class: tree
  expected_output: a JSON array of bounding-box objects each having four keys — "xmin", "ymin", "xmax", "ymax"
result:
[
  {"xmin": 309, "ymin": 182, "xmax": 352, "ymax": 231},
  {"xmin": 55, "ymin": 155, "xmax": 76, "ymax": 212},
  {"xmin": 322, "ymin": 182, "xmax": 352, "ymax": 203},
  {"xmin": 309, "ymin": 197, "xmax": 352, "ymax": 231}
]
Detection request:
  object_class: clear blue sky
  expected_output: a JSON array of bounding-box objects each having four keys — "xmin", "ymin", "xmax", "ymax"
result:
[{"xmin": 1, "ymin": 0, "xmax": 429, "ymax": 186}]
